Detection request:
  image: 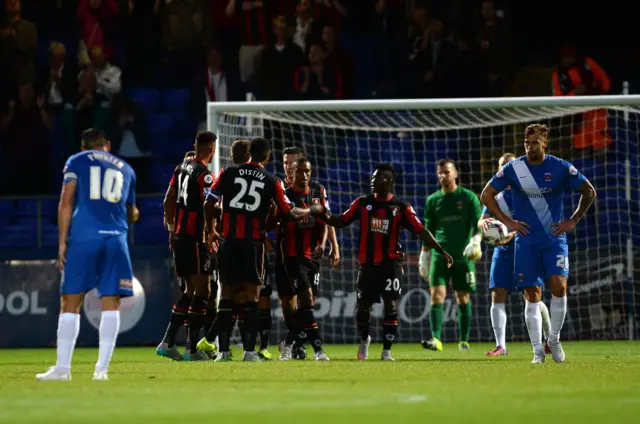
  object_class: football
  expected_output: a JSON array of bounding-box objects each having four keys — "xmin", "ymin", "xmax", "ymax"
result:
[{"xmin": 482, "ymin": 220, "xmax": 509, "ymax": 246}]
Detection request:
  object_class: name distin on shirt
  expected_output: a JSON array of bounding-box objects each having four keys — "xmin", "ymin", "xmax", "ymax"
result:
[
  {"xmin": 239, "ymin": 169, "xmax": 266, "ymax": 180},
  {"xmin": 88, "ymin": 151, "xmax": 125, "ymax": 169}
]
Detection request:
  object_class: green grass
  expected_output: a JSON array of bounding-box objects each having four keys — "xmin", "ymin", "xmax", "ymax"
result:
[{"xmin": 1, "ymin": 342, "xmax": 639, "ymax": 423}]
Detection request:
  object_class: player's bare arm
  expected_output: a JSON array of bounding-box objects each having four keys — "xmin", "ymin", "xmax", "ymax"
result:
[
  {"xmin": 203, "ymin": 198, "xmax": 218, "ymax": 249},
  {"xmin": 551, "ymin": 179, "xmax": 597, "ymax": 236},
  {"xmin": 481, "ymin": 184, "xmax": 529, "ymax": 235},
  {"xmin": 417, "ymin": 228, "xmax": 453, "ymax": 268},
  {"xmin": 327, "ymin": 226, "xmax": 340, "ymax": 267},
  {"xmin": 57, "ymin": 179, "xmax": 76, "ymax": 271},
  {"xmin": 164, "ymin": 185, "xmax": 178, "ymax": 231},
  {"xmin": 314, "ymin": 222, "xmax": 328, "ymax": 259}
]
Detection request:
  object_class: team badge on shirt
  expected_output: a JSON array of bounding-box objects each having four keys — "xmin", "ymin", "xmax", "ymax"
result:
[
  {"xmin": 569, "ymin": 165, "xmax": 578, "ymax": 176},
  {"xmin": 390, "ymin": 206, "xmax": 399, "ymax": 216},
  {"xmin": 456, "ymin": 201, "xmax": 463, "ymax": 209},
  {"xmin": 496, "ymin": 169, "xmax": 504, "ymax": 178},
  {"xmin": 544, "ymin": 173, "xmax": 552, "ymax": 181},
  {"xmin": 204, "ymin": 174, "xmax": 213, "ymax": 184},
  {"xmin": 312, "ymin": 198, "xmax": 320, "ymax": 204}
]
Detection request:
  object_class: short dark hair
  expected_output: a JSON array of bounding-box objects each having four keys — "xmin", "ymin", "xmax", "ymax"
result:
[
  {"xmin": 283, "ymin": 146, "xmax": 304, "ymax": 156},
  {"xmin": 195, "ymin": 130, "xmax": 217, "ymax": 148},
  {"xmin": 295, "ymin": 157, "xmax": 311, "ymax": 168},
  {"xmin": 437, "ymin": 158, "xmax": 457, "ymax": 169},
  {"xmin": 250, "ymin": 137, "xmax": 272, "ymax": 162},
  {"xmin": 231, "ymin": 139, "xmax": 251, "ymax": 164},
  {"xmin": 81, "ymin": 128, "xmax": 107, "ymax": 149},
  {"xmin": 375, "ymin": 162, "xmax": 396, "ymax": 182},
  {"xmin": 184, "ymin": 151, "xmax": 196, "ymax": 160}
]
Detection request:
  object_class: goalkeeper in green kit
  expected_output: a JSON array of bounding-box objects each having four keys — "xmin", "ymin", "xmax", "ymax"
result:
[{"xmin": 419, "ymin": 159, "xmax": 483, "ymax": 351}]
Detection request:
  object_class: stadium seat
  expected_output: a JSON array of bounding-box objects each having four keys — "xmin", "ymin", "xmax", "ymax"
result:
[
  {"xmin": 153, "ymin": 136, "xmax": 193, "ymax": 159},
  {"xmin": 127, "ymin": 88, "xmax": 160, "ymax": 111},
  {"xmin": 172, "ymin": 110, "xmax": 198, "ymax": 134},
  {"xmin": 0, "ymin": 200, "xmax": 14, "ymax": 218},
  {"xmin": 15, "ymin": 199, "xmax": 38, "ymax": 217},
  {"xmin": 134, "ymin": 218, "xmax": 167, "ymax": 245},
  {"xmin": 40, "ymin": 199, "xmax": 58, "ymax": 217},
  {"xmin": 41, "ymin": 224, "xmax": 59, "ymax": 247},
  {"xmin": 147, "ymin": 112, "xmax": 175, "ymax": 135},
  {"xmin": 150, "ymin": 162, "xmax": 178, "ymax": 192},
  {"xmin": 6, "ymin": 219, "xmax": 38, "ymax": 247},
  {"xmin": 139, "ymin": 197, "xmax": 165, "ymax": 215},
  {"xmin": 162, "ymin": 89, "xmax": 190, "ymax": 110}
]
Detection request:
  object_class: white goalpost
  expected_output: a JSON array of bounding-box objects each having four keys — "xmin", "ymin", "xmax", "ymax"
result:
[{"xmin": 207, "ymin": 95, "xmax": 639, "ymax": 344}]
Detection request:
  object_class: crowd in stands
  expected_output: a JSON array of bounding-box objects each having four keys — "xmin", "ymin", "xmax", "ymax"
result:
[{"xmin": 0, "ymin": 0, "xmax": 615, "ymax": 197}]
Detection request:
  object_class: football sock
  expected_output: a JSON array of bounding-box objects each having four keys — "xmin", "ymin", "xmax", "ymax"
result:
[
  {"xmin": 382, "ymin": 310, "xmax": 399, "ymax": 351},
  {"xmin": 549, "ymin": 295, "xmax": 567, "ymax": 342},
  {"xmin": 236, "ymin": 302, "xmax": 247, "ymax": 338},
  {"xmin": 187, "ymin": 296, "xmax": 207, "ymax": 354},
  {"xmin": 216, "ymin": 299, "xmax": 234, "ymax": 352},
  {"xmin": 429, "ymin": 303, "xmax": 444, "ymax": 340},
  {"xmin": 242, "ymin": 301, "xmax": 259, "ymax": 352},
  {"xmin": 524, "ymin": 300, "xmax": 542, "ymax": 351},
  {"xmin": 490, "ymin": 303, "xmax": 507, "ymax": 348},
  {"xmin": 298, "ymin": 308, "xmax": 323, "ymax": 353},
  {"xmin": 203, "ymin": 307, "xmax": 218, "ymax": 343},
  {"xmin": 96, "ymin": 310, "xmax": 120, "ymax": 373},
  {"xmin": 282, "ymin": 307, "xmax": 299, "ymax": 345},
  {"xmin": 258, "ymin": 309, "xmax": 272, "ymax": 350},
  {"xmin": 55, "ymin": 312, "xmax": 80, "ymax": 372},
  {"xmin": 356, "ymin": 305, "xmax": 371, "ymax": 342},
  {"xmin": 539, "ymin": 301, "xmax": 551, "ymax": 340},
  {"xmin": 162, "ymin": 293, "xmax": 191, "ymax": 347},
  {"xmin": 458, "ymin": 302, "xmax": 472, "ymax": 343}
]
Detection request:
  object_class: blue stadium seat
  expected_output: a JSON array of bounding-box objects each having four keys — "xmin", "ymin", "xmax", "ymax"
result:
[
  {"xmin": 153, "ymin": 136, "xmax": 192, "ymax": 159},
  {"xmin": 134, "ymin": 218, "xmax": 167, "ymax": 245},
  {"xmin": 162, "ymin": 89, "xmax": 190, "ymax": 110},
  {"xmin": 41, "ymin": 224, "xmax": 59, "ymax": 247},
  {"xmin": 140, "ymin": 197, "xmax": 165, "ymax": 215},
  {"xmin": 15, "ymin": 199, "xmax": 38, "ymax": 217},
  {"xmin": 150, "ymin": 162, "xmax": 178, "ymax": 192},
  {"xmin": 147, "ymin": 112, "xmax": 175, "ymax": 135},
  {"xmin": 172, "ymin": 111, "xmax": 198, "ymax": 134},
  {"xmin": 40, "ymin": 199, "xmax": 58, "ymax": 217},
  {"xmin": 6, "ymin": 219, "xmax": 38, "ymax": 247},
  {"xmin": 127, "ymin": 88, "xmax": 160, "ymax": 111},
  {"xmin": 0, "ymin": 200, "xmax": 14, "ymax": 218}
]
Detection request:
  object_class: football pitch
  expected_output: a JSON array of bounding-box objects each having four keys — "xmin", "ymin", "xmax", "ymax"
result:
[{"xmin": 1, "ymin": 342, "xmax": 639, "ymax": 423}]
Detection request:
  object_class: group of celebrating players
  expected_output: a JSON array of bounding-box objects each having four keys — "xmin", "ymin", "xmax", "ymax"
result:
[{"xmin": 36, "ymin": 122, "xmax": 597, "ymax": 379}]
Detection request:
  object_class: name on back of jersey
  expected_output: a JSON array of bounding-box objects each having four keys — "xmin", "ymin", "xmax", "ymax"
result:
[
  {"xmin": 87, "ymin": 151, "xmax": 125, "ymax": 169},
  {"xmin": 239, "ymin": 169, "xmax": 265, "ymax": 180},
  {"xmin": 371, "ymin": 217, "xmax": 390, "ymax": 234}
]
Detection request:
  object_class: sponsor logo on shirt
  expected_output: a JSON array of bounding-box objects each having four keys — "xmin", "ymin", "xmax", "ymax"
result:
[
  {"xmin": 370, "ymin": 217, "xmax": 390, "ymax": 234},
  {"xmin": 521, "ymin": 187, "xmax": 552, "ymax": 198}
]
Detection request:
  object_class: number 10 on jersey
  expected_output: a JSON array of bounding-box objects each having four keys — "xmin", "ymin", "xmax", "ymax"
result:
[{"xmin": 90, "ymin": 166, "xmax": 124, "ymax": 203}]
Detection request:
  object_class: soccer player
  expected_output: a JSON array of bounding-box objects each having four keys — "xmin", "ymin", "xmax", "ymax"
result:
[
  {"xmin": 419, "ymin": 159, "xmax": 483, "ymax": 352},
  {"xmin": 37, "ymin": 129, "xmax": 138, "ymax": 381},
  {"xmin": 323, "ymin": 163, "xmax": 453, "ymax": 361},
  {"xmin": 281, "ymin": 146, "xmax": 339, "ymax": 359},
  {"xmin": 161, "ymin": 130, "xmax": 218, "ymax": 361},
  {"xmin": 205, "ymin": 137, "xmax": 324, "ymax": 362},
  {"xmin": 156, "ymin": 150, "xmax": 202, "ymax": 360},
  {"xmin": 481, "ymin": 124, "xmax": 597, "ymax": 363},
  {"xmin": 276, "ymin": 158, "xmax": 330, "ymax": 361},
  {"xmin": 478, "ymin": 153, "xmax": 552, "ymax": 356}
]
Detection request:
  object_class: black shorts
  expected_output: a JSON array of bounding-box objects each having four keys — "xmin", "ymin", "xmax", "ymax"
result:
[
  {"xmin": 356, "ymin": 261, "xmax": 403, "ymax": 304},
  {"xmin": 276, "ymin": 255, "xmax": 320, "ymax": 298},
  {"xmin": 218, "ymin": 239, "xmax": 266, "ymax": 286},
  {"xmin": 173, "ymin": 237, "xmax": 214, "ymax": 277},
  {"xmin": 260, "ymin": 253, "xmax": 273, "ymax": 297}
]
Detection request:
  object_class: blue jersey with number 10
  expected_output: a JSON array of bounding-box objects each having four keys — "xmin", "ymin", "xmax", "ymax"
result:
[
  {"xmin": 63, "ymin": 151, "xmax": 136, "ymax": 242},
  {"xmin": 488, "ymin": 154, "xmax": 587, "ymax": 245}
]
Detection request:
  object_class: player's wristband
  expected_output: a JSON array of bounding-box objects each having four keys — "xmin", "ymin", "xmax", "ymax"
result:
[{"xmin": 167, "ymin": 223, "xmax": 174, "ymax": 232}]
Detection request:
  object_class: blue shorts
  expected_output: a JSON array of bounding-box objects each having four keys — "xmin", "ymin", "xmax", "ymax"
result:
[
  {"xmin": 61, "ymin": 234, "xmax": 133, "ymax": 298},
  {"xmin": 514, "ymin": 238, "xmax": 568, "ymax": 288},
  {"xmin": 489, "ymin": 255, "xmax": 518, "ymax": 293}
]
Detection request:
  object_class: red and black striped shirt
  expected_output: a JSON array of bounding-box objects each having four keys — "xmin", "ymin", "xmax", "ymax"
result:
[
  {"xmin": 209, "ymin": 162, "xmax": 293, "ymax": 241},
  {"xmin": 276, "ymin": 181, "xmax": 328, "ymax": 260},
  {"xmin": 169, "ymin": 159, "xmax": 213, "ymax": 240},
  {"xmin": 340, "ymin": 194, "xmax": 425, "ymax": 266}
]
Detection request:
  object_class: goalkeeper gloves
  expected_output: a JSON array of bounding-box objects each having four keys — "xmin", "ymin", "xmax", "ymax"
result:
[
  {"xmin": 463, "ymin": 234, "xmax": 482, "ymax": 261},
  {"xmin": 418, "ymin": 250, "xmax": 430, "ymax": 281}
]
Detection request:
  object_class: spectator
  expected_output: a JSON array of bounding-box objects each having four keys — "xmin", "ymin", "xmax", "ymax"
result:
[
  {"xmin": 0, "ymin": 83, "xmax": 52, "ymax": 195},
  {"xmin": 37, "ymin": 42, "xmax": 78, "ymax": 115},
  {"xmin": 293, "ymin": 0, "xmax": 322, "ymax": 54},
  {"xmin": 77, "ymin": 0, "xmax": 120, "ymax": 67},
  {"xmin": 79, "ymin": 45, "xmax": 122, "ymax": 105},
  {"xmin": 552, "ymin": 45, "xmax": 612, "ymax": 150},
  {"xmin": 161, "ymin": 0, "xmax": 206, "ymax": 86},
  {"xmin": 476, "ymin": 0, "xmax": 509, "ymax": 96},
  {"xmin": 32, "ymin": 0, "xmax": 77, "ymax": 42},
  {"xmin": 294, "ymin": 42, "xmax": 342, "ymax": 100},
  {"xmin": 260, "ymin": 16, "xmax": 305, "ymax": 100},
  {"xmin": 0, "ymin": 0, "xmax": 37, "ymax": 101},
  {"xmin": 321, "ymin": 23, "xmax": 354, "ymax": 98},
  {"xmin": 418, "ymin": 19, "xmax": 456, "ymax": 98},
  {"xmin": 189, "ymin": 45, "xmax": 244, "ymax": 129},
  {"xmin": 122, "ymin": 0, "xmax": 163, "ymax": 86},
  {"xmin": 445, "ymin": 29, "xmax": 483, "ymax": 98},
  {"xmin": 106, "ymin": 95, "xmax": 151, "ymax": 192}
]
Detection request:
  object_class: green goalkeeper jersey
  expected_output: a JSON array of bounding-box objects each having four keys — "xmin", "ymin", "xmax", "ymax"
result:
[{"xmin": 423, "ymin": 186, "xmax": 482, "ymax": 259}]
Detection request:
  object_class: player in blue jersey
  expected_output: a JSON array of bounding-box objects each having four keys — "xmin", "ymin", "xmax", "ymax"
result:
[
  {"xmin": 37, "ymin": 129, "xmax": 138, "ymax": 381},
  {"xmin": 479, "ymin": 153, "xmax": 551, "ymax": 357},
  {"xmin": 481, "ymin": 124, "xmax": 597, "ymax": 363}
]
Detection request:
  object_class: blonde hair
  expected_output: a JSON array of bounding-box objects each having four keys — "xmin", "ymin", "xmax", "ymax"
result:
[
  {"xmin": 499, "ymin": 152, "xmax": 516, "ymax": 165},
  {"xmin": 524, "ymin": 123, "xmax": 549, "ymax": 139}
]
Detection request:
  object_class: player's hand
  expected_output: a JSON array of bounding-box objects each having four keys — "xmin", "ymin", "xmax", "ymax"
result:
[
  {"xmin": 418, "ymin": 250, "xmax": 430, "ymax": 280},
  {"xmin": 478, "ymin": 217, "xmax": 496, "ymax": 232},
  {"xmin": 309, "ymin": 203, "xmax": 326, "ymax": 216},
  {"xmin": 505, "ymin": 218, "xmax": 529, "ymax": 235},
  {"xmin": 550, "ymin": 218, "xmax": 577, "ymax": 236},
  {"xmin": 441, "ymin": 251, "xmax": 454, "ymax": 268},
  {"xmin": 58, "ymin": 242, "xmax": 67, "ymax": 271},
  {"xmin": 312, "ymin": 245, "xmax": 324, "ymax": 259},
  {"xmin": 494, "ymin": 231, "xmax": 516, "ymax": 246},
  {"xmin": 328, "ymin": 246, "xmax": 340, "ymax": 268},
  {"xmin": 463, "ymin": 240, "xmax": 482, "ymax": 261}
]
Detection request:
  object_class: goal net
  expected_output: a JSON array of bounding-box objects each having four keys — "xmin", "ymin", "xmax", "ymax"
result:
[{"xmin": 208, "ymin": 96, "xmax": 640, "ymax": 344}]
